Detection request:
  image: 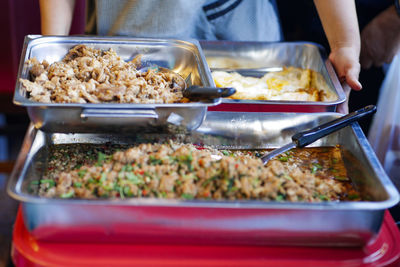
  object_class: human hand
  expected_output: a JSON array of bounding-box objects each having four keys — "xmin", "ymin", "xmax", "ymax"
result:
[
  {"xmin": 360, "ymin": 6, "xmax": 400, "ymax": 69},
  {"xmin": 328, "ymin": 46, "xmax": 362, "ymax": 114},
  {"xmin": 329, "ymin": 46, "xmax": 362, "ymax": 92}
]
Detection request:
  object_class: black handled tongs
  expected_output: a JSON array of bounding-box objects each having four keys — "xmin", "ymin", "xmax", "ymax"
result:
[
  {"xmin": 138, "ymin": 66, "xmax": 236, "ymax": 100},
  {"xmin": 260, "ymin": 105, "xmax": 377, "ymax": 165}
]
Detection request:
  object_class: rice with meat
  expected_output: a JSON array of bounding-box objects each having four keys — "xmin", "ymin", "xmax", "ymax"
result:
[{"xmin": 36, "ymin": 142, "xmax": 361, "ymax": 202}]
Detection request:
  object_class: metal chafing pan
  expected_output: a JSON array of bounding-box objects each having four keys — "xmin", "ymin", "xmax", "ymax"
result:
[
  {"xmin": 13, "ymin": 35, "xmax": 219, "ymax": 133},
  {"xmin": 200, "ymin": 41, "xmax": 346, "ymax": 112},
  {"xmin": 7, "ymin": 112, "xmax": 399, "ymax": 246}
]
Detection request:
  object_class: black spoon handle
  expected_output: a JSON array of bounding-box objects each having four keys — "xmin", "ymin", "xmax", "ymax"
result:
[
  {"xmin": 183, "ymin": 86, "xmax": 236, "ymax": 99},
  {"xmin": 292, "ymin": 105, "xmax": 377, "ymax": 148}
]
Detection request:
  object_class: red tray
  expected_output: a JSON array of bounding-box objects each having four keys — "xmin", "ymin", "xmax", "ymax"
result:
[
  {"xmin": 207, "ymin": 103, "xmax": 329, "ymax": 113},
  {"xmin": 11, "ymin": 208, "xmax": 400, "ymax": 267}
]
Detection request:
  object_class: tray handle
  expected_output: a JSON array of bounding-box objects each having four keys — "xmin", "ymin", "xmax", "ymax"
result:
[{"xmin": 80, "ymin": 108, "xmax": 159, "ymax": 119}]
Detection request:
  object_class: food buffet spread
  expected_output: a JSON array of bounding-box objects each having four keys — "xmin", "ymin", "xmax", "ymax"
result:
[{"xmin": 8, "ymin": 35, "xmax": 400, "ymax": 264}]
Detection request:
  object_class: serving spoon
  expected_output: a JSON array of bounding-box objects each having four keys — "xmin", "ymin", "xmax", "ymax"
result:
[
  {"xmin": 260, "ymin": 105, "xmax": 377, "ymax": 165},
  {"xmin": 138, "ymin": 66, "xmax": 236, "ymax": 100}
]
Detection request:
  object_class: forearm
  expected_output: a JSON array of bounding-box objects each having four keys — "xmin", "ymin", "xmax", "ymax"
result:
[
  {"xmin": 39, "ymin": 0, "xmax": 76, "ymax": 35},
  {"xmin": 313, "ymin": 0, "xmax": 360, "ymax": 53}
]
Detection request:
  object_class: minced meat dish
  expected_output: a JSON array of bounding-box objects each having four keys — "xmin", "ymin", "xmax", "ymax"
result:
[
  {"xmin": 19, "ymin": 45, "xmax": 185, "ymax": 104},
  {"xmin": 34, "ymin": 142, "xmax": 361, "ymax": 202}
]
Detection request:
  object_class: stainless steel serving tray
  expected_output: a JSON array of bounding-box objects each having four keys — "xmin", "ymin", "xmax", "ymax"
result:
[
  {"xmin": 14, "ymin": 35, "xmax": 219, "ymax": 133},
  {"xmin": 200, "ymin": 41, "xmax": 346, "ymax": 112},
  {"xmin": 8, "ymin": 112, "xmax": 399, "ymax": 246}
]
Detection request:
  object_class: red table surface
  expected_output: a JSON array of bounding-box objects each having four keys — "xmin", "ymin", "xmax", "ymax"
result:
[{"xmin": 11, "ymin": 208, "xmax": 400, "ymax": 267}]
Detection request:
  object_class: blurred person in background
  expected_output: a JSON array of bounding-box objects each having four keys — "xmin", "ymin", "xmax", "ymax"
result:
[
  {"xmin": 39, "ymin": 0, "xmax": 363, "ymax": 111},
  {"xmin": 363, "ymin": 1, "xmax": 400, "ymax": 222},
  {"xmin": 359, "ymin": 1, "xmax": 400, "ymax": 70}
]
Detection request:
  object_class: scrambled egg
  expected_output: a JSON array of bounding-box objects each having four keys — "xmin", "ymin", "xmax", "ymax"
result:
[{"xmin": 212, "ymin": 67, "xmax": 336, "ymax": 101}]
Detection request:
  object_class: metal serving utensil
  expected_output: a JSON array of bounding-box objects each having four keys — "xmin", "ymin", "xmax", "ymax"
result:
[
  {"xmin": 139, "ymin": 66, "xmax": 236, "ymax": 100},
  {"xmin": 260, "ymin": 105, "xmax": 377, "ymax": 165}
]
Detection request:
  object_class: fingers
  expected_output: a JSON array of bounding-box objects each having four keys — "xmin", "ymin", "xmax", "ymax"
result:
[
  {"xmin": 328, "ymin": 47, "xmax": 362, "ymax": 95},
  {"xmin": 345, "ymin": 65, "xmax": 362, "ymax": 91}
]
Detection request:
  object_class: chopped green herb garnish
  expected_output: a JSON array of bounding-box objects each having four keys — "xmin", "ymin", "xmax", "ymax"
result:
[
  {"xmin": 182, "ymin": 173, "xmax": 196, "ymax": 180},
  {"xmin": 102, "ymin": 184, "xmax": 113, "ymax": 191},
  {"xmin": 151, "ymin": 189, "xmax": 159, "ymax": 197},
  {"xmin": 275, "ymin": 195, "xmax": 284, "ymax": 201},
  {"xmin": 168, "ymin": 156, "xmax": 178, "ymax": 163},
  {"xmin": 178, "ymin": 154, "xmax": 193, "ymax": 171},
  {"xmin": 126, "ymin": 172, "xmax": 143, "ymax": 184},
  {"xmin": 227, "ymin": 178, "xmax": 234, "ymax": 192},
  {"xmin": 73, "ymin": 182, "xmax": 82, "ymax": 188},
  {"xmin": 252, "ymin": 178, "xmax": 260, "ymax": 187},
  {"xmin": 123, "ymin": 186, "xmax": 133, "ymax": 197},
  {"xmin": 30, "ymin": 180, "xmax": 40, "ymax": 185},
  {"xmin": 125, "ymin": 164, "xmax": 133, "ymax": 172},
  {"xmin": 60, "ymin": 191, "xmax": 74, "ymax": 198},
  {"xmin": 40, "ymin": 179, "xmax": 56, "ymax": 188},
  {"xmin": 283, "ymin": 174, "xmax": 293, "ymax": 181},
  {"xmin": 73, "ymin": 164, "xmax": 82, "ymax": 170},
  {"xmin": 284, "ymin": 151, "xmax": 292, "ymax": 157},
  {"xmin": 319, "ymin": 194, "xmax": 329, "ymax": 201},
  {"xmin": 230, "ymin": 186, "xmax": 239, "ymax": 192},
  {"xmin": 311, "ymin": 166, "xmax": 318, "ymax": 174},
  {"xmin": 348, "ymin": 194, "xmax": 360, "ymax": 200},
  {"xmin": 311, "ymin": 163, "xmax": 323, "ymax": 174},
  {"xmin": 278, "ymin": 156, "xmax": 288, "ymax": 162},
  {"xmin": 181, "ymin": 193, "xmax": 194, "ymax": 200},
  {"xmin": 77, "ymin": 169, "xmax": 87, "ymax": 178},
  {"xmin": 221, "ymin": 150, "xmax": 230, "ymax": 156},
  {"xmin": 119, "ymin": 186, "xmax": 125, "ymax": 199},
  {"xmin": 100, "ymin": 172, "xmax": 107, "ymax": 182},
  {"xmin": 313, "ymin": 163, "xmax": 322, "ymax": 169},
  {"xmin": 149, "ymin": 155, "xmax": 162, "ymax": 165},
  {"xmin": 202, "ymin": 175, "xmax": 218, "ymax": 187},
  {"xmin": 96, "ymin": 152, "xmax": 110, "ymax": 166},
  {"xmin": 334, "ymin": 176, "xmax": 350, "ymax": 182}
]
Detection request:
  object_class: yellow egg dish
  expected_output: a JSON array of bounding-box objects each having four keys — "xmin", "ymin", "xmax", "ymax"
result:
[{"xmin": 212, "ymin": 67, "xmax": 336, "ymax": 102}]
